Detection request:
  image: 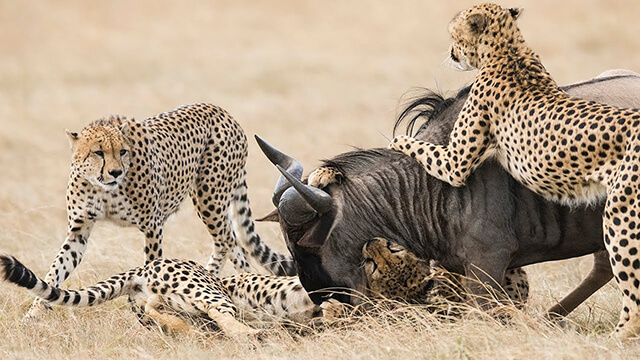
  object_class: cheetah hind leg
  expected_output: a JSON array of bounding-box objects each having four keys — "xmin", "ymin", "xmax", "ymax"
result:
[
  {"xmin": 144, "ymin": 296, "xmax": 192, "ymax": 335},
  {"xmin": 502, "ymin": 267, "xmax": 529, "ymax": 309},
  {"xmin": 191, "ymin": 175, "xmax": 235, "ymax": 277},
  {"xmin": 604, "ymin": 167, "xmax": 640, "ymax": 339}
]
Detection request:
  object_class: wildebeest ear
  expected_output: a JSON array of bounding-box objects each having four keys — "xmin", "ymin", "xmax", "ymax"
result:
[
  {"xmin": 467, "ymin": 13, "xmax": 486, "ymax": 34},
  {"xmin": 256, "ymin": 208, "xmax": 280, "ymax": 222},
  {"xmin": 509, "ymin": 7, "xmax": 523, "ymax": 20},
  {"xmin": 298, "ymin": 206, "xmax": 341, "ymax": 249},
  {"xmin": 65, "ymin": 129, "xmax": 79, "ymax": 148}
]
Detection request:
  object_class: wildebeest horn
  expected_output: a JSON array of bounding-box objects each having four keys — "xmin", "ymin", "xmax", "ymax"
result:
[
  {"xmin": 275, "ymin": 164, "xmax": 332, "ymax": 214},
  {"xmin": 255, "ymin": 135, "xmax": 304, "ymax": 206}
]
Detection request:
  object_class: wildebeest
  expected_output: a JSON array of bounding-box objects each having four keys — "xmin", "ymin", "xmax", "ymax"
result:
[{"xmin": 258, "ymin": 70, "xmax": 640, "ymax": 316}]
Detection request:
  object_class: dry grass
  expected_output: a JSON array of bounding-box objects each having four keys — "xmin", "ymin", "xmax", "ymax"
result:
[{"xmin": 1, "ymin": 1, "xmax": 640, "ymax": 358}]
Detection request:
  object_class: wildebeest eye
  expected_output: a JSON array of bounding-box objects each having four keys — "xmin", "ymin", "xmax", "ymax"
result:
[
  {"xmin": 94, "ymin": 150, "xmax": 104, "ymax": 157},
  {"xmin": 120, "ymin": 149, "xmax": 128, "ymax": 156}
]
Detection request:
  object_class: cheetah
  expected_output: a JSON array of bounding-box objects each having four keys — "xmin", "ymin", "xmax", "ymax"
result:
[
  {"xmin": 28, "ymin": 103, "xmax": 295, "ymax": 319},
  {"xmin": 388, "ymin": 3, "xmax": 640, "ymax": 337},
  {"xmin": 362, "ymin": 237, "xmax": 528, "ymax": 308},
  {"xmin": 1, "ymin": 255, "xmax": 318, "ymax": 336}
]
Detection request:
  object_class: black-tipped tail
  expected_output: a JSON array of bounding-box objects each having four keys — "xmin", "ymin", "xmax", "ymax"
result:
[
  {"xmin": 1, "ymin": 255, "xmax": 40, "ymax": 290},
  {"xmin": 1, "ymin": 254, "xmax": 139, "ymax": 308}
]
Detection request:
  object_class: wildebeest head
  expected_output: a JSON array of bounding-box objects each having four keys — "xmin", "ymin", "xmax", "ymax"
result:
[{"xmin": 256, "ymin": 135, "xmax": 447, "ymax": 304}]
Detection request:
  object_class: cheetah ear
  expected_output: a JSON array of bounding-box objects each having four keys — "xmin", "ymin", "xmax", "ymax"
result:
[
  {"xmin": 119, "ymin": 121, "xmax": 131, "ymax": 137},
  {"xmin": 467, "ymin": 13, "xmax": 486, "ymax": 34},
  {"xmin": 65, "ymin": 129, "xmax": 79, "ymax": 148},
  {"xmin": 509, "ymin": 8, "xmax": 523, "ymax": 20}
]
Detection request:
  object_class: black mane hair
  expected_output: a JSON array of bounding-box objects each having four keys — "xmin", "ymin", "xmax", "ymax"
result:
[
  {"xmin": 393, "ymin": 86, "xmax": 471, "ymax": 137},
  {"xmin": 392, "ymin": 73, "xmax": 639, "ymax": 138}
]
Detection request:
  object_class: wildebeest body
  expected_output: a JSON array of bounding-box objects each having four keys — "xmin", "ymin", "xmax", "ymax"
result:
[{"xmin": 270, "ymin": 72, "xmax": 640, "ymax": 305}]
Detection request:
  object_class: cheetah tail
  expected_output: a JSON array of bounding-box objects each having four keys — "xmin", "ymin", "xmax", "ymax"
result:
[
  {"xmin": 229, "ymin": 175, "xmax": 297, "ymax": 276},
  {"xmin": 0, "ymin": 254, "xmax": 139, "ymax": 307}
]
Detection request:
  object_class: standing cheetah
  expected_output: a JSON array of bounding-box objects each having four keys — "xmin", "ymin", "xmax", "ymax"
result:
[
  {"xmin": 389, "ymin": 3, "xmax": 640, "ymax": 337},
  {"xmin": 28, "ymin": 103, "xmax": 295, "ymax": 318}
]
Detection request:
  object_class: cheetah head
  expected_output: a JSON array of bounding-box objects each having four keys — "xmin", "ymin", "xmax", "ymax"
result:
[
  {"xmin": 448, "ymin": 3, "xmax": 522, "ymax": 71},
  {"xmin": 66, "ymin": 118, "xmax": 131, "ymax": 191},
  {"xmin": 362, "ymin": 237, "xmax": 436, "ymax": 302}
]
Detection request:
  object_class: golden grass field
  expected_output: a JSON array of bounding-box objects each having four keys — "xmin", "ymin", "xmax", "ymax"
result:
[{"xmin": 1, "ymin": 1, "xmax": 640, "ymax": 358}]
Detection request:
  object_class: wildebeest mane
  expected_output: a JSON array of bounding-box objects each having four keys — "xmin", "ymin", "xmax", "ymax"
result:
[
  {"xmin": 392, "ymin": 74, "xmax": 639, "ymax": 138},
  {"xmin": 393, "ymin": 86, "xmax": 472, "ymax": 137}
]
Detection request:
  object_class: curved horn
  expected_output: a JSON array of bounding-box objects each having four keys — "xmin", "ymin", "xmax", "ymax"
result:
[
  {"xmin": 278, "ymin": 187, "xmax": 319, "ymax": 225},
  {"xmin": 255, "ymin": 135, "xmax": 304, "ymax": 206},
  {"xmin": 275, "ymin": 164, "xmax": 332, "ymax": 214}
]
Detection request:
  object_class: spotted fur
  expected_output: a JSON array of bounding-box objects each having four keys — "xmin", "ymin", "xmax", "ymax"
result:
[
  {"xmin": 2, "ymin": 255, "xmax": 319, "ymax": 335},
  {"xmin": 28, "ymin": 103, "xmax": 295, "ymax": 318},
  {"xmin": 362, "ymin": 238, "xmax": 528, "ymax": 307},
  {"xmin": 389, "ymin": 3, "xmax": 640, "ymax": 337}
]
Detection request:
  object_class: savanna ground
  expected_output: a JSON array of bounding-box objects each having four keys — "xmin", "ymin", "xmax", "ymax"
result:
[{"xmin": 1, "ymin": 1, "xmax": 640, "ymax": 358}]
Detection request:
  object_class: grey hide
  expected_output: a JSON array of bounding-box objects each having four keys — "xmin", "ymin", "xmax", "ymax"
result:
[{"xmin": 265, "ymin": 71, "xmax": 640, "ymax": 309}]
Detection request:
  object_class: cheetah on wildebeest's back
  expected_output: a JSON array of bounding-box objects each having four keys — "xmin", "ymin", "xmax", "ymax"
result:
[
  {"xmin": 27, "ymin": 103, "xmax": 295, "ymax": 318},
  {"xmin": 389, "ymin": 3, "xmax": 640, "ymax": 337}
]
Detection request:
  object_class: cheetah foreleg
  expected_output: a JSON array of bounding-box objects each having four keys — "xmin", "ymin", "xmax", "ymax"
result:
[
  {"xmin": 26, "ymin": 219, "xmax": 95, "ymax": 319},
  {"xmin": 388, "ymin": 98, "xmax": 492, "ymax": 187}
]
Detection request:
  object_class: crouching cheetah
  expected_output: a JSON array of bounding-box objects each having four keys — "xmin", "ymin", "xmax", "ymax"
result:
[
  {"xmin": 28, "ymin": 103, "xmax": 295, "ymax": 319},
  {"xmin": 389, "ymin": 3, "xmax": 640, "ymax": 337},
  {"xmin": 362, "ymin": 238, "xmax": 529, "ymax": 309},
  {"xmin": 1, "ymin": 255, "xmax": 318, "ymax": 336}
]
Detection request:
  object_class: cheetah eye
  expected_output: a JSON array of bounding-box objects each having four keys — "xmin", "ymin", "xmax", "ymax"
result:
[
  {"xmin": 94, "ymin": 150, "xmax": 104, "ymax": 158},
  {"xmin": 364, "ymin": 258, "xmax": 377, "ymax": 273},
  {"xmin": 120, "ymin": 149, "xmax": 128, "ymax": 156}
]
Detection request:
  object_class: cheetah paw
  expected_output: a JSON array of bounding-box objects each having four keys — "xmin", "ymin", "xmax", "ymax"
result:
[
  {"xmin": 24, "ymin": 301, "xmax": 51, "ymax": 321},
  {"xmin": 308, "ymin": 167, "xmax": 342, "ymax": 189},
  {"xmin": 320, "ymin": 298, "xmax": 348, "ymax": 320}
]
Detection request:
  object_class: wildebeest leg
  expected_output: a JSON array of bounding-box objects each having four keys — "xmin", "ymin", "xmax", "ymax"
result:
[
  {"xmin": 547, "ymin": 250, "xmax": 613, "ymax": 319},
  {"xmin": 463, "ymin": 251, "xmax": 512, "ymax": 309}
]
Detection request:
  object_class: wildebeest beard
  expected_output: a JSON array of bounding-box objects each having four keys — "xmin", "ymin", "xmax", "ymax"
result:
[{"xmin": 261, "ymin": 72, "xmax": 640, "ymax": 305}]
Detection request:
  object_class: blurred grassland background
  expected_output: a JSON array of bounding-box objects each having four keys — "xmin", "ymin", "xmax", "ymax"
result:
[{"xmin": 1, "ymin": 1, "xmax": 640, "ymax": 358}]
